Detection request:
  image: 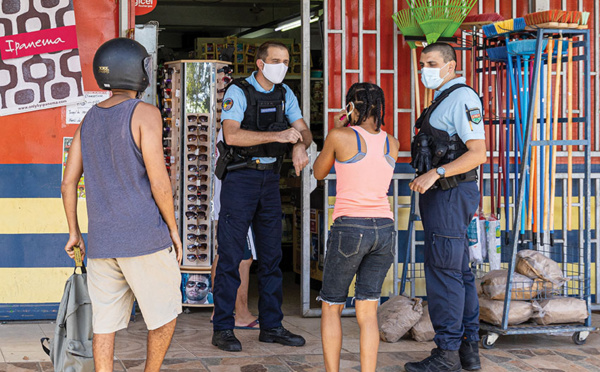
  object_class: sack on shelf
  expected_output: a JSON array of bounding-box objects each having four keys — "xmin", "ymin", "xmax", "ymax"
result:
[
  {"xmin": 467, "ymin": 215, "xmax": 484, "ymax": 264},
  {"xmin": 479, "ymin": 297, "xmax": 533, "ymax": 326},
  {"xmin": 481, "ymin": 269, "xmax": 551, "ymax": 300},
  {"xmin": 485, "ymin": 218, "xmax": 502, "ymax": 271},
  {"xmin": 532, "ymin": 297, "xmax": 588, "ymax": 325},
  {"xmin": 516, "ymin": 250, "xmax": 568, "ymax": 287},
  {"xmin": 410, "ymin": 304, "xmax": 435, "ymax": 342},
  {"xmin": 475, "ymin": 278, "xmax": 484, "ymax": 297},
  {"xmin": 378, "ymin": 295, "xmax": 423, "ymax": 343}
]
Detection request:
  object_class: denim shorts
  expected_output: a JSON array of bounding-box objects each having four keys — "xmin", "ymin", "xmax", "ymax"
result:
[{"xmin": 319, "ymin": 217, "xmax": 396, "ymax": 304}]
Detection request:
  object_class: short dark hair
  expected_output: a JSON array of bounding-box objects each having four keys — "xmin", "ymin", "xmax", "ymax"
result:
[
  {"xmin": 422, "ymin": 42, "xmax": 456, "ymax": 63},
  {"xmin": 345, "ymin": 82, "xmax": 386, "ymax": 130},
  {"xmin": 256, "ymin": 41, "xmax": 289, "ymax": 62}
]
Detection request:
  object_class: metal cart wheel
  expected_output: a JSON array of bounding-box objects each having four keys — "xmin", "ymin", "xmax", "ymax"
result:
[
  {"xmin": 572, "ymin": 331, "xmax": 589, "ymax": 345},
  {"xmin": 481, "ymin": 333, "xmax": 499, "ymax": 349}
]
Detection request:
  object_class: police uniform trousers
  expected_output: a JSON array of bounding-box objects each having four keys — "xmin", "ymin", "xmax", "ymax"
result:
[
  {"xmin": 213, "ymin": 167, "xmax": 284, "ymax": 331},
  {"xmin": 418, "ymin": 181, "xmax": 480, "ymax": 350}
]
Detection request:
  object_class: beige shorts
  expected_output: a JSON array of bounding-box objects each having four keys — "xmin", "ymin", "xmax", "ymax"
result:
[{"xmin": 88, "ymin": 247, "xmax": 182, "ymax": 333}]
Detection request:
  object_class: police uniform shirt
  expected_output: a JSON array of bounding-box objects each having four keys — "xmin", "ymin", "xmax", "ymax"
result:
[
  {"xmin": 430, "ymin": 77, "xmax": 485, "ymax": 143},
  {"xmin": 220, "ymin": 71, "xmax": 304, "ymax": 163}
]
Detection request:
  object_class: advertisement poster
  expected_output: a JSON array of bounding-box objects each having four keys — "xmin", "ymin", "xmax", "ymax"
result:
[
  {"xmin": 0, "ymin": 0, "xmax": 85, "ymax": 116},
  {"xmin": 66, "ymin": 91, "xmax": 111, "ymax": 124},
  {"xmin": 62, "ymin": 137, "xmax": 85, "ymax": 198}
]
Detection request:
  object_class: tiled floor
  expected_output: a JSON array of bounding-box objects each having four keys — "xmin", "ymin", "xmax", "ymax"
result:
[{"xmin": 2, "ymin": 275, "xmax": 600, "ymax": 371}]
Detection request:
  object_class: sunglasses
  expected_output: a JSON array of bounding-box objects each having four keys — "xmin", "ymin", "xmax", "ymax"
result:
[
  {"xmin": 188, "ymin": 115, "xmax": 209, "ymax": 123},
  {"xmin": 187, "ymin": 243, "xmax": 208, "ymax": 252},
  {"xmin": 163, "ymin": 107, "xmax": 172, "ymax": 114},
  {"xmin": 187, "ymin": 194, "xmax": 208, "ymax": 202},
  {"xmin": 185, "ymin": 211, "xmax": 207, "ymax": 219},
  {"xmin": 187, "ymin": 184, "xmax": 208, "ymax": 192},
  {"xmin": 187, "ymin": 224, "xmax": 209, "ymax": 232},
  {"xmin": 186, "ymin": 254, "xmax": 208, "ymax": 262},
  {"xmin": 187, "ymin": 144, "xmax": 208, "ymax": 152},
  {"xmin": 187, "ymin": 234, "xmax": 208, "ymax": 243},
  {"xmin": 187, "ymin": 204, "xmax": 208, "ymax": 212},
  {"xmin": 187, "ymin": 154, "xmax": 208, "ymax": 162},
  {"xmin": 188, "ymin": 164, "xmax": 208, "ymax": 173},
  {"xmin": 187, "ymin": 138, "xmax": 208, "ymax": 147},
  {"xmin": 164, "ymin": 147, "xmax": 171, "ymax": 155},
  {"xmin": 187, "ymin": 174, "xmax": 209, "ymax": 182},
  {"xmin": 187, "ymin": 135, "xmax": 209, "ymax": 144},
  {"xmin": 186, "ymin": 280, "xmax": 208, "ymax": 289},
  {"xmin": 217, "ymin": 66, "xmax": 233, "ymax": 74},
  {"xmin": 188, "ymin": 125, "xmax": 209, "ymax": 133}
]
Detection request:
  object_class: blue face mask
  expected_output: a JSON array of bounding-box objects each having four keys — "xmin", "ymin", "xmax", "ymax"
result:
[{"xmin": 421, "ymin": 62, "xmax": 450, "ymax": 90}]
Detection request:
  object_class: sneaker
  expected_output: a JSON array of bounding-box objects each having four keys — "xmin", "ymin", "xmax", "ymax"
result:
[
  {"xmin": 404, "ymin": 348, "xmax": 462, "ymax": 372},
  {"xmin": 459, "ymin": 340, "xmax": 481, "ymax": 371},
  {"xmin": 212, "ymin": 329, "xmax": 242, "ymax": 352},
  {"xmin": 259, "ymin": 326, "xmax": 305, "ymax": 346}
]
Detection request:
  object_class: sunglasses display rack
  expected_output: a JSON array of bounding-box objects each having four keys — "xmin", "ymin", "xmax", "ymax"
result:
[{"xmin": 163, "ymin": 60, "xmax": 232, "ymax": 271}]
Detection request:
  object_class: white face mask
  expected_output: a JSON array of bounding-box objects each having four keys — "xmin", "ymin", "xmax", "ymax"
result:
[
  {"xmin": 421, "ymin": 62, "xmax": 450, "ymax": 90},
  {"xmin": 260, "ymin": 60, "xmax": 288, "ymax": 84}
]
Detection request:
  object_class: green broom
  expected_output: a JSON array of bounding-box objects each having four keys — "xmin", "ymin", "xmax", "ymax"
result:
[
  {"xmin": 392, "ymin": 8, "xmax": 424, "ymax": 117},
  {"xmin": 407, "ymin": 0, "xmax": 478, "ymax": 44}
]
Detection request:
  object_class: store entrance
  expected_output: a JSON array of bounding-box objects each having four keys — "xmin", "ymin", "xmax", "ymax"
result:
[{"xmin": 135, "ymin": 0, "xmax": 325, "ymax": 319}]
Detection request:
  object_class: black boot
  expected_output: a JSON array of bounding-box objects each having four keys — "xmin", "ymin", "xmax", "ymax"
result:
[
  {"xmin": 212, "ymin": 329, "xmax": 242, "ymax": 352},
  {"xmin": 404, "ymin": 348, "xmax": 461, "ymax": 372},
  {"xmin": 459, "ymin": 339, "xmax": 481, "ymax": 371},
  {"xmin": 259, "ymin": 326, "xmax": 305, "ymax": 346}
]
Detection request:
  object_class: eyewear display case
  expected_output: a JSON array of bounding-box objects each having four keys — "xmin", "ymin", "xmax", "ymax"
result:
[{"xmin": 160, "ymin": 60, "xmax": 232, "ymax": 279}]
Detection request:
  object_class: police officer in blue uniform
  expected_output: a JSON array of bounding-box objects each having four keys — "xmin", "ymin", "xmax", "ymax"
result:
[
  {"xmin": 212, "ymin": 41, "xmax": 312, "ymax": 352},
  {"xmin": 405, "ymin": 43, "xmax": 487, "ymax": 372}
]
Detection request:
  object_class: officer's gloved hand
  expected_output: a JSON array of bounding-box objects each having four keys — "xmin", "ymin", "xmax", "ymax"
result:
[{"xmin": 410, "ymin": 133, "xmax": 433, "ymax": 174}]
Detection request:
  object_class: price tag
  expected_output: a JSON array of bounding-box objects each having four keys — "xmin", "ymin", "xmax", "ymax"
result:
[
  {"xmin": 175, "ymin": 118, "xmax": 180, "ymax": 127},
  {"xmin": 175, "ymin": 89, "xmax": 181, "ymax": 98}
]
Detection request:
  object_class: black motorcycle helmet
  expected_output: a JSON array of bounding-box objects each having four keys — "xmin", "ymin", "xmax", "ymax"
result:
[{"xmin": 93, "ymin": 38, "xmax": 151, "ymax": 93}]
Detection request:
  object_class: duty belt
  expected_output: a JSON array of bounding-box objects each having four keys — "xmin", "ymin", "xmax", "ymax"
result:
[
  {"xmin": 245, "ymin": 161, "xmax": 276, "ymax": 171},
  {"xmin": 435, "ymin": 169, "xmax": 478, "ymax": 191}
]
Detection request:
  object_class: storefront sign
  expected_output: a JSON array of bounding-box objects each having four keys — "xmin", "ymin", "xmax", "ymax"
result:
[
  {"xmin": 0, "ymin": 25, "xmax": 78, "ymax": 60},
  {"xmin": 135, "ymin": 0, "xmax": 157, "ymax": 16},
  {"xmin": 0, "ymin": 1, "xmax": 85, "ymax": 117},
  {"xmin": 66, "ymin": 91, "xmax": 111, "ymax": 124}
]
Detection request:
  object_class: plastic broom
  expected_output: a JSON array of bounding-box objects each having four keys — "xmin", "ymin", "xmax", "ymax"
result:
[{"xmin": 393, "ymin": 9, "xmax": 424, "ymax": 118}]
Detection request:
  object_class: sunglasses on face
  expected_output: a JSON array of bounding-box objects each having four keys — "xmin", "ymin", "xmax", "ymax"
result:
[
  {"xmin": 187, "ymin": 224, "xmax": 208, "ymax": 232},
  {"xmin": 188, "ymin": 115, "xmax": 209, "ymax": 123},
  {"xmin": 217, "ymin": 66, "xmax": 232, "ymax": 74},
  {"xmin": 186, "ymin": 280, "xmax": 208, "ymax": 289},
  {"xmin": 187, "ymin": 204, "xmax": 208, "ymax": 212},
  {"xmin": 187, "ymin": 254, "xmax": 209, "ymax": 262},
  {"xmin": 187, "ymin": 174, "xmax": 209, "ymax": 182},
  {"xmin": 187, "ymin": 154, "xmax": 208, "ymax": 162},
  {"xmin": 185, "ymin": 211, "xmax": 207, "ymax": 219},
  {"xmin": 187, "ymin": 234, "xmax": 208, "ymax": 243},
  {"xmin": 187, "ymin": 184, "xmax": 208, "ymax": 192}
]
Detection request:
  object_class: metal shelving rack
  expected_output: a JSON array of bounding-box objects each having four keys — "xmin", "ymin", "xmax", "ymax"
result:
[{"xmin": 479, "ymin": 28, "xmax": 595, "ymax": 348}]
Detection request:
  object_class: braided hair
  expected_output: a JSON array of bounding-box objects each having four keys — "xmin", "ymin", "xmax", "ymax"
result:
[{"xmin": 345, "ymin": 82, "xmax": 386, "ymax": 130}]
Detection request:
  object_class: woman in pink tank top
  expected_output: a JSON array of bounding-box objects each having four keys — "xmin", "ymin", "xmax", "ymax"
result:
[{"xmin": 313, "ymin": 83, "xmax": 399, "ymax": 372}]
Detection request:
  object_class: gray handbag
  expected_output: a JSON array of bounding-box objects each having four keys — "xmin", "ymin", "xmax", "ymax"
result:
[{"xmin": 42, "ymin": 254, "xmax": 94, "ymax": 371}]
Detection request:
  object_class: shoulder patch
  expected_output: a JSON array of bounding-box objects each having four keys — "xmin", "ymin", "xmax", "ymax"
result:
[
  {"xmin": 468, "ymin": 108, "xmax": 482, "ymax": 124},
  {"xmin": 222, "ymin": 98, "xmax": 234, "ymax": 112}
]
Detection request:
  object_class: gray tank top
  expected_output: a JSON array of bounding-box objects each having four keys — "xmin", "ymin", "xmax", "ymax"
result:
[{"xmin": 80, "ymin": 98, "xmax": 172, "ymax": 259}]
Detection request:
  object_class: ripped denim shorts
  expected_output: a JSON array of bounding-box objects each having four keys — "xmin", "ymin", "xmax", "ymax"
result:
[{"xmin": 318, "ymin": 216, "xmax": 396, "ymax": 305}]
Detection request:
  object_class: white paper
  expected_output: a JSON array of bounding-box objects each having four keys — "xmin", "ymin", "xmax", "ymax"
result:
[{"xmin": 66, "ymin": 91, "xmax": 111, "ymax": 124}]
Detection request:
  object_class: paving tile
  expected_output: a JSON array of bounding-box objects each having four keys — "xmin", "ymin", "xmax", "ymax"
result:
[
  {"xmin": 5, "ymin": 363, "xmax": 42, "ymax": 372},
  {"xmin": 0, "ymin": 363, "xmax": 6, "ymax": 372},
  {"xmin": 0, "ymin": 326, "xmax": 45, "ymax": 348},
  {"xmin": 2, "ymin": 344, "xmax": 50, "ymax": 364},
  {"xmin": 201, "ymin": 355, "xmax": 292, "ymax": 372}
]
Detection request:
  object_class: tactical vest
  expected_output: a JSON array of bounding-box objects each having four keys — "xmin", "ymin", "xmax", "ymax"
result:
[
  {"xmin": 225, "ymin": 79, "xmax": 291, "ymax": 158},
  {"xmin": 410, "ymin": 83, "xmax": 477, "ymax": 175}
]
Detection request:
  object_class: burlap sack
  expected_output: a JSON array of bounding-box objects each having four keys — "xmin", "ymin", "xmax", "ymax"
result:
[
  {"xmin": 479, "ymin": 297, "xmax": 533, "ymax": 326},
  {"xmin": 378, "ymin": 295, "xmax": 423, "ymax": 343},
  {"xmin": 532, "ymin": 297, "xmax": 588, "ymax": 325},
  {"xmin": 475, "ymin": 278, "xmax": 484, "ymax": 297},
  {"xmin": 481, "ymin": 269, "xmax": 551, "ymax": 300},
  {"xmin": 516, "ymin": 250, "xmax": 568, "ymax": 287},
  {"xmin": 410, "ymin": 304, "xmax": 435, "ymax": 342}
]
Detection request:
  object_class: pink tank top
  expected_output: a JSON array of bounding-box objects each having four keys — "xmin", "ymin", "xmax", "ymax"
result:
[{"xmin": 332, "ymin": 126, "xmax": 395, "ymax": 221}]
